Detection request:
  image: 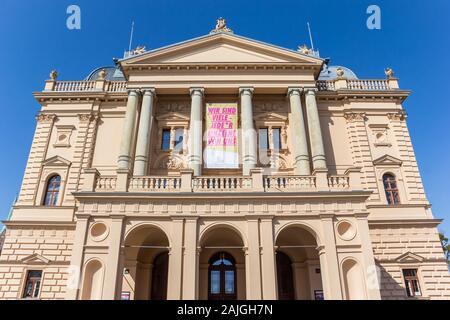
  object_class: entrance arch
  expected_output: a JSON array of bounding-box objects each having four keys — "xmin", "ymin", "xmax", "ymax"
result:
[
  {"xmin": 123, "ymin": 225, "xmax": 170, "ymax": 300},
  {"xmin": 275, "ymin": 224, "xmax": 324, "ymax": 300},
  {"xmin": 199, "ymin": 225, "xmax": 246, "ymax": 300}
]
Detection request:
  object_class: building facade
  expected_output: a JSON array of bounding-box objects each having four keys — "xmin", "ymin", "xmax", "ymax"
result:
[{"xmin": 1, "ymin": 20, "xmax": 449, "ymax": 300}]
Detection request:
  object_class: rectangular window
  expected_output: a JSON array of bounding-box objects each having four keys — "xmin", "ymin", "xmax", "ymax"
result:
[
  {"xmin": 259, "ymin": 128, "xmax": 269, "ymax": 151},
  {"xmin": 22, "ymin": 270, "xmax": 42, "ymax": 299},
  {"xmin": 174, "ymin": 128, "xmax": 184, "ymax": 152},
  {"xmin": 272, "ymin": 128, "xmax": 282, "ymax": 151},
  {"xmin": 210, "ymin": 271, "xmax": 220, "ymax": 294},
  {"xmin": 161, "ymin": 129, "xmax": 171, "ymax": 151},
  {"xmin": 403, "ymin": 269, "xmax": 421, "ymax": 297}
]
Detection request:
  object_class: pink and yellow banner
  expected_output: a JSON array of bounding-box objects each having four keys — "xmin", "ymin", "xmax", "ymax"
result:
[{"xmin": 205, "ymin": 103, "xmax": 239, "ymax": 169}]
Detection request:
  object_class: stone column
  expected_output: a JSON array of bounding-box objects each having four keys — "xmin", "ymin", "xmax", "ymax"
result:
[
  {"xmin": 305, "ymin": 88, "xmax": 327, "ymax": 169},
  {"xmin": 288, "ymin": 88, "xmax": 311, "ymax": 175},
  {"xmin": 245, "ymin": 219, "xmax": 262, "ymax": 299},
  {"xmin": 133, "ymin": 88, "xmax": 156, "ymax": 176},
  {"xmin": 182, "ymin": 219, "xmax": 198, "ymax": 299},
  {"xmin": 167, "ymin": 219, "xmax": 183, "ymax": 299},
  {"xmin": 240, "ymin": 87, "xmax": 257, "ymax": 176},
  {"xmin": 319, "ymin": 214, "xmax": 343, "ymax": 299},
  {"xmin": 188, "ymin": 88, "xmax": 204, "ymax": 176},
  {"xmin": 354, "ymin": 213, "xmax": 382, "ymax": 300},
  {"xmin": 259, "ymin": 218, "xmax": 277, "ymax": 299},
  {"xmin": 65, "ymin": 214, "xmax": 90, "ymax": 300},
  {"xmin": 102, "ymin": 215, "xmax": 125, "ymax": 300},
  {"xmin": 118, "ymin": 90, "xmax": 140, "ymax": 169}
]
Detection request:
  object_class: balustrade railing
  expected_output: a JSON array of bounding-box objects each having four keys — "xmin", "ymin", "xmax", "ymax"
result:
[
  {"xmin": 54, "ymin": 81, "xmax": 96, "ymax": 92},
  {"xmin": 129, "ymin": 176, "xmax": 181, "ymax": 192},
  {"xmin": 192, "ymin": 176, "xmax": 252, "ymax": 192},
  {"xmin": 93, "ymin": 173, "xmax": 355, "ymax": 192},
  {"xmin": 328, "ymin": 175, "xmax": 350, "ymax": 189},
  {"xmin": 263, "ymin": 176, "xmax": 316, "ymax": 191},
  {"xmin": 106, "ymin": 81, "xmax": 127, "ymax": 92},
  {"xmin": 347, "ymin": 79, "xmax": 390, "ymax": 91},
  {"xmin": 316, "ymin": 80, "xmax": 336, "ymax": 91},
  {"xmin": 95, "ymin": 176, "xmax": 117, "ymax": 191}
]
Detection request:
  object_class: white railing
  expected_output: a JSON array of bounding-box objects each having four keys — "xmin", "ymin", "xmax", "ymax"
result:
[
  {"xmin": 95, "ymin": 176, "xmax": 117, "ymax": 191},
  {"xmin": 192, "ymin": 176, "xmax": 252, "ymax": 192},
  {"xmin": 328, "ymin": 175, "xmax": 350, "ymax": 189},
  {"xmin": 54, "ymin": 81, "xmax": 96, "ymax": 92},
  {"xmin": 316, "ymin": 80, "xmax": 336, "ymax": 91},
  {"xmin": 107, "ymin": 81, "xmax": 127, "ymax": 92},
  {"xmin": 129, "ymin": 177, "xmax": 181, "ymax": 192},
  {"xmin": 264, "ymin": 176, "xmax": 316, "ymax": 191},
  {"xmin": 347, "ymin": 79, "xmax": 389, "ymax": 91}
]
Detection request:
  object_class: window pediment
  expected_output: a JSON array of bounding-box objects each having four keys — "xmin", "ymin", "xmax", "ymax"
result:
[
  {"xmin": 394, "ymin": 252, "xmax": 425, "ymax": 263},
  {"xmin": 21, "ymin": 253, "xmax": 51, "ymax": 265},
  {"xmin": 373, "ymin": 154, "xmax": 402, "ymax": 167},
  {"xmin": 42, "ymin": 156, "xmax": 72, "ymax": 167}
]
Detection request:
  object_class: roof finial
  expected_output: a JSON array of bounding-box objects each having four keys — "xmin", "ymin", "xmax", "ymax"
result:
[{"xmin": 210, "ymin": 17, "xmax": 233, "ymax": 34}]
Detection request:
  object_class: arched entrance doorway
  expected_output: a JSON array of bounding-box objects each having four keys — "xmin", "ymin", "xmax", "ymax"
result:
[
  {"xmin": 151, "ymin": 252, "xmax": 169, "ymax": 300},
  {"xmin": 122, "ymin": 225, "xmax": 170, "ymax": 300},
  {"xmin": 275, "ymin": 225, "xmax": 324, "ymax": 300},
  {"xmin": 199, "ymin": 225, "xmax": 246, "ymax": 300},
  {"xmin": 276, "ymin": 251, "xmax": 295, "ymax": 300}
]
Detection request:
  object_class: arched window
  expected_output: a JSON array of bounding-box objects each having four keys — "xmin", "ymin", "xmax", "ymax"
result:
[
  {"xmin": 43, "ymin": 175, "xmax": 61, "ymax": 206},
  {"xmin": 208, "ymin": 252, "xmax": 236, "ymax": 300},
  {"xmin": 383, "ymin": 173, "xmax": 400, "ymax": 205}
]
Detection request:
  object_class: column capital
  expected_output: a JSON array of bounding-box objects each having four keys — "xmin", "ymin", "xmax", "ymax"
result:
[
  {"xmin": 239, "ymin": 87, "xmax": 254, "ymax": 96},
  {"xmin": 287, "ymin": 87, "xmax": 303, "ymax": 96},
  {"xmin": 127, "ymin": 88, "xmax": 141, "ymax": 96},
  {"xmin": 189, "ymin": 87, "xmax": 204, "ymax": 96},
  {"xmin": 304, "ymin": 87, "xmax": 318, "ymax": 95},
  {"xmin": 142, "ymin": 88, "xmax": 156, "ymax": 96}
]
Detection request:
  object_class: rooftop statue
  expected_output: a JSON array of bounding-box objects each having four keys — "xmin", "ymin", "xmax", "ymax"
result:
[{"xmin": 210, "ymin": 17, "xmax": 233, "ymax": 34}]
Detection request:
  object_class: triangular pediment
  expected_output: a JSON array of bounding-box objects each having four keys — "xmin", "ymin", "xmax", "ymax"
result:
[
  {"xmin": 156, "ymin": 112, "xmax": 190, "ymax": 122},
  {"xmin": 395, "ymin": 252, "xmax": 425, "ymax": 263},
  {"xmin": 121, "ymin": 33, "xmax": 323, "ymax": 66},
  {"xmin": 42, "ymin": 156, "xmax": 72, "ymax": 167},
  {"xmin": 373, "ymin": 154, "xmax": 403, "ymax": 167},
  {"xmin": 254, "ymin": 112, "xmax": 288, "ymax": 122},
  {"xmin": 21, "ymin": 253, "xmax": 51, "ymax": 265}
]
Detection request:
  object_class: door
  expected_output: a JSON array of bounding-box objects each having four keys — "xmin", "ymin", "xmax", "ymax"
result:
[
  {"xmin": 151, "ymin": 252, "xmax": 169, "ymax": 300},
  {"xmin": 208, "ymin": 252, "xmax": 237, "ymax": 300},
  {"xmin": 276, "ymin": 251, "xmax": 295, "ymax": 300}
]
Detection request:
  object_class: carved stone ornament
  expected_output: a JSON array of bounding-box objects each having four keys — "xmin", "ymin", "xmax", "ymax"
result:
[
  {"xmin": 49, "ymin": 70, "xmax": 58, "ymax": 80},
  {"xmin": 36, "ymin": 113, "xmax": 57, "ymax": 123},
  {"xmin": 167, "ymin": 152, "xmax": 187, "ymax": 170},
  {"xmin": 98, "ymin": 69, "xmax": 108, "ymax": 81},
  {"xmin": 336, "ymin": 67, "xmax": 345, "ymax": 78},
  {"xmin": 78, "ymin": 113, "xmax": 98, "ymax": 123},
  {"xmin": 385, "ymin": 68, "xmax": 395, "ymax": 79},
  {"xmin": 387, "ymin": 111, "xmax": 407, "ymax": 121},
  {"xmin": 298, "ymin": 44, "xmax": 312, "ymax": 55},
  {"xmin": 210, "ymin": 17, "xmax": 233, "ymax": 34},
  {"xmin": 344, "ymin": 112, "xmax": 367, "ymax": 122},
  {"xmin": 132, "ymin": 46, "xmax": 146, "ymax": 55}
]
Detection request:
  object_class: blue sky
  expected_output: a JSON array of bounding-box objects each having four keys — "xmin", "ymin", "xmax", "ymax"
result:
[{"xmin": 0, "ymin": 0, "xmax": 449, "ymax": 234}]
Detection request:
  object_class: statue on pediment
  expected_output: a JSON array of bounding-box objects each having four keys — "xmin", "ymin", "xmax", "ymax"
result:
[
  {"xmin": 211, "ymin": 17, "xmax": 233, "ymax": 34},
  {"xmin": 298, "ymin": 44, "xmax": 312, "ymax": 55}
]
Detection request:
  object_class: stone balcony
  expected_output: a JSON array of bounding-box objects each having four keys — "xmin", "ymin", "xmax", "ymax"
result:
[{"xmin": 81, "ymin": 167, "xmax": 363, "ymax": 194}]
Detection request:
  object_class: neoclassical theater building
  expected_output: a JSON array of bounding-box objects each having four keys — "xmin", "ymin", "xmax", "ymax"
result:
[{"xmin": 1, "ymin": 19, "xmax": 449, "ymax": 300}]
